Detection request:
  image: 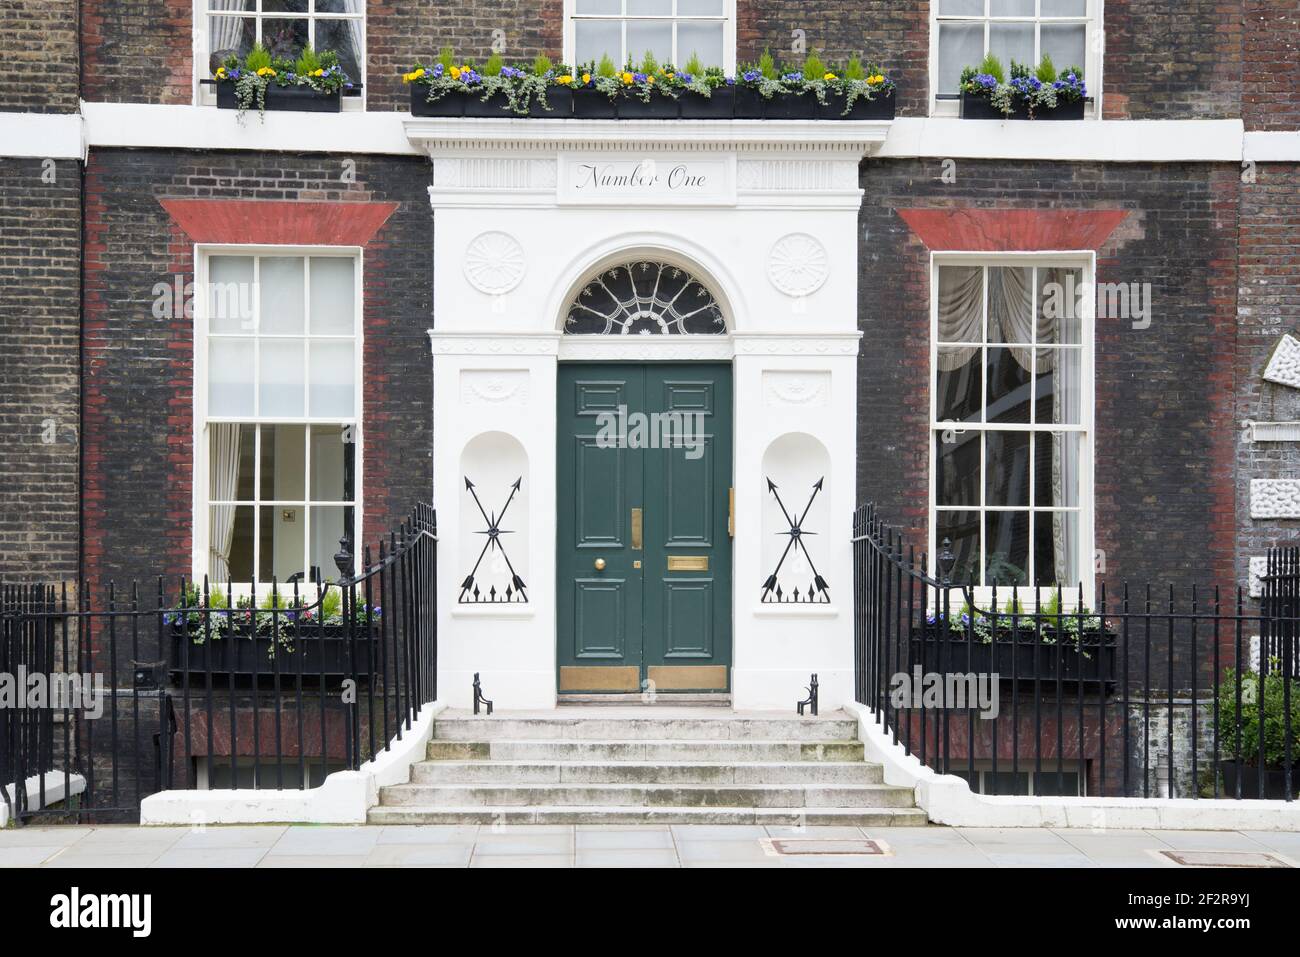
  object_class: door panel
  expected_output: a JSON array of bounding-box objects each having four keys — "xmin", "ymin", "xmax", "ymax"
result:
[{"xmin": 557, "ymin": 363, "xmax": 732, "ymax": 693}]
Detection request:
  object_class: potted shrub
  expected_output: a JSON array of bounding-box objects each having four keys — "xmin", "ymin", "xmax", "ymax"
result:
[
  {"xmin": 961, "ymin": 53, "xmax": 1086, "ymax": 120},
  {"xmin": 463, "ymin": 52, "xmax": 512, "ymax": 116},
  {"xmin": 734, "ymin": 48, "xmax": 780, "ymax": 118},
  {"xmin": 1024, "ymin": 56, "xmax": 1086, "ymax": 120},
  {"xmin": 572, "ymin": 56, "xmax": 620, "ymax": 118},
  {"xmin": 817, "ymin": 57, "xmax": 896, "ymax": 119},
  {"xmin": 215, "ymin": 43, "xmax": 350, "ymax": 119},
  {"xmin": 677, "ymin": 56, "xmax": 734, "ymax": 118},
  {"xmin": 616, "ymin": 51, "xmax": 679, "ymax": 118},
  {"xmin": 406, "ymin": 48, "xmax": 467, "ymax": 117},
  {"xmin": 959, "ymin": 53, "xmax": 1024, "ymax": 119},
  {"xmin": 1214, "ymin": 665, "xmax": 1300, "ymax": 799}
]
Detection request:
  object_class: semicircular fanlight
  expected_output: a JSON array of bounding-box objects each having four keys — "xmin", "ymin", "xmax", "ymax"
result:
[{"xmin": 564, "ymin": 261, "xmax": 726, "ymax": 335}]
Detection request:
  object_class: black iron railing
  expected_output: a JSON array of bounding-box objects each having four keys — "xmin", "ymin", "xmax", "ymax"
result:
[
  {"xmin": 0, "ymin": 504, "xmax": 436, "ymax": 824},
  {"xmin": 852, "ymin": 504, "xmax": 1297, "ymax": 801}
]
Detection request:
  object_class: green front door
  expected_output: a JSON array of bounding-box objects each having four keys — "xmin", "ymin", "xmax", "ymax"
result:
[{"xmin": 557, "ymin": 363, "xmax": 733, "ymax": 694}]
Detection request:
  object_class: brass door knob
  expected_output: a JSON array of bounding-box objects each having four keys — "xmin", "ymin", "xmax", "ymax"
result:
[{"xmin": 594, "ymin": 558, "xmax": 607, "ymax": 571}]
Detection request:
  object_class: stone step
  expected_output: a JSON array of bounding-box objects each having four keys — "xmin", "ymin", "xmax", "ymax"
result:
[
  {"xmin": 367, "ymin": 805, "xmax": 930, "ymax": 826},
  {"xmin": 432, "ymin": 716, "xmax": 859, "ymax": 742},
  {"xmin": 379, "ymin": 782, "xmax": 916, "ymax": 809},
  {"xmin": 411, "ymin": 760, "xmax": 883, "ymax": 786},
  {"xmin": 426, "ymin": 739, "xmax": 866, "ymax": 763}
]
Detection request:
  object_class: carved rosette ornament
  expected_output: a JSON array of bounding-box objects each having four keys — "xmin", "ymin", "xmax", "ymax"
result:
[
  {"xmin": 767, "ymin": 233, "xmax": 829, "ymax": 297},
  {"xmin": 463, "ymin": 231, "xmax": 526, "ymax": 295}
]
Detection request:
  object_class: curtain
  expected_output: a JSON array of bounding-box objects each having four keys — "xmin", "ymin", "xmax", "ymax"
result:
[
  {"xmin": 988, "ymin": 266, "xmax": 1034, "ymax": 371},
  {"xmin": 1042, "ymin": 267, "xmax": 1080, "ymax": 586},
  {"xmin": 208, "ymin": 423, "xmax": 242, "ymax": 583},
  {"xmin": 208, "ymin": 0, "xmax": 248, "ymax": 67},
  {"xmin": 342, "ymin": 0, "xmax": 365, "ymax": 67},
  {"xmin": 936, "ymin": 266, "xmax": 982, "ymax": 371}
]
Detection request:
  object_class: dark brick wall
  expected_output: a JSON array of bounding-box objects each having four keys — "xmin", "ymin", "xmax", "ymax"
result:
[
  {"xmin": 0, "ymin": 0, "xmax": 79, "ymax": 112},
  {"xmin": 1102, "ymin": 0, "xmax": 1244, "ymax": 119},
  {"xmin": 0, "ymin": 159, "xmax": 81, "ymax": 581},
  {"xmin": 81, "ymin": 0, "xmax": 192, "ymax": 105},
  {"xmin": 857, "ymin": 158, "xmax": 1241, "ymax": 588},
  {"xmin": 81, "ymin": 148, "xmax": 432, "ymax": 588},
  {"xmin": 368, "ymin": 0, "xmax": 562, "ymax": 112},
  {"xmin": 736, "ymin": 0, "xmax": 929, "ymax": 116},
  {"xmin": 1236, "ymin": 163, "xmax": 1300, "ymax": 580},
  {"xmin": 1243, "ymin": 0, "xmax": 1300, "ymax": 130}
]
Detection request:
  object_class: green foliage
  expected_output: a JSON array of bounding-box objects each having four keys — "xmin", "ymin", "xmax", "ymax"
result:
[
  {"xmin": 319, "ymin": 49, "xmax": 339, "ymax": 71},
  {"xmin": 294, "ymin": 44, "xmax": 322, "ymax": 76},
  {"xmin": 758, "ymin": 47, "xmax": 777, "ymax": 79},
  {"xmin": 684, "ymin": 52, "xmax": 704, "ymax": 76},
  {"xmin": 802, "ymin": 51, "xmax": 826, "ymax": 80},
  {"xmin": 1035, "ymin": 53, "xmax": 1058, "ymax": 83},
  {"xmin": 597, "ymin": 54, "xmax": 617, "ymax": 78},
  {"xmin": 531, "ymin": 54, "xmax": 553, "ymax": 76},
  {"xmin": 245, "ymin": 42, "xmax": 272, "ymax": 72},
  {"xmin": 484, "ymin": 52, "xmax": 504, "ymax": 76},
  {"xmin": 319, "ymin": 586, "xmax": 342, "ymax": 620},
  {"xmin": 1009, "ymin": 59, "xmax": 1031, "ymax": 81},
  {"xmin": 843, "ymin": 56, "xmax": 866, "ymax": 81},
  {"xmin": 639, "ymin": 50, "xmax": 659, "ymax": 75},
  {"xmin": 1216, "ymin": 665, "xmax": 1300, "ymax": 768},
  {"xmin": 978, "ymin": 51, "xmax": 1006, "ymax": 83},
  {"xmin": 437, "ymin": 46, "xmax": 457, "ymax": 71}
]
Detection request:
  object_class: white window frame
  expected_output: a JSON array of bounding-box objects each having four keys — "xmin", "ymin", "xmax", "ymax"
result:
[
  {"xmin": 929, "ymin": 0, "xmax": 1103, "ymax": 118},
  {"xmin": 192, "ymin": 244, "xmax": 365, "ymax": 593},
  {"xmin": 562, "ymin": 0, "xmax": 736, "ymax": 73},
  {"xmin": 927, "ymin": 251, "xmax": 1096, "ymax": 605},
  {"xmin": 192, "ymin": 0, "xmax": 367, "ymax": 111}
]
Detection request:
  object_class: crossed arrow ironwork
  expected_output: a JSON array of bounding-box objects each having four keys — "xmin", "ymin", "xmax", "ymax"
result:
[
  {"xmin": 460, "ymin": 476, "xmax": 528, "ymax": 604},
  {"xmin": 761, "ymin": 476, "xmax": 830, "ymax": 604}
]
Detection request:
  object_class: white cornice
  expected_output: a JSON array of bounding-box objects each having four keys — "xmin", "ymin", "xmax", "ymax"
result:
[
  {"xmin": 0, "ymin": 111, "xmax": 84, "ymax": 160},
  {"xmin": 1244, "ymin": 131, "xmax": 1300, "ymax": 163}
]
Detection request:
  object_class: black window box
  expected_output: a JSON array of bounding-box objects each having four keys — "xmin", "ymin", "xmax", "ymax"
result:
[
  {"xmin": 959, "ymin": 90, "xmax": 1087, "ymax": 120},
  {"xmin": 817, "ymin": 91, "xmax": 896, "ymax": 120},
  {"xmin": 679, "ymin": 87, "xmax": 735, "ymax": 118},
  {"xmin": 762, "ymin": 90, "xmax": 815, "ymax": 119},
  {"xmin": 529, "ymin": 86, "xmax": 574, "ymax": 117},
  {"xmin": 733, "ymin": 86, "xmax": 765, "ymax": 118},
  {"xmin": 617, "ymin": 94, "xmax": 679, "ymax": 119},
  {"xmin": 410, "ymin": 85, "xmax": 462, "ymax": 116},
  {"xmin": 463, "ymin": 89, "xmax": 512, "ymax": 117},
  {"xmin": 909, "ymin": 626, "xmax": 1117, "ymax": 688},
  {"xmin": 170, "ymin": 626, "xmax": 374, "ymax": 680},
  {"xmin": 572, "ymin": 87, "xmax": 618, "ymax": 118},
  {"xmin": 1032, "ymin": 98, "xmax": 1086, "ymax": 120},
  {"xmin": 216, "ymin": 81, "xmax": 341, "ymax": 113}
]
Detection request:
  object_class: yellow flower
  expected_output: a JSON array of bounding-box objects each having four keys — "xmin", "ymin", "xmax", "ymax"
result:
[
  {"xmin": 450, "ymin": 66, "xmax": 461, "ymax": 79},
  {"xmin": 666, "ymin": 72, "xmax": 675, "ymax": 79},
  {"xmin": 823, "ymin": 72, "xmax": 837, "ymax": 81},
  {"xmin": 621, "ymin": 71, "xmax": 633, "ymax": 84},
  {"xmin": 215, "ymin": 67, "xmax": 226, "ymax": 79},
  {"xmin": 868, "ymin": 74, "xmax": 883, "ymax": 85},
  {"xmin": 256, "ymin": 67, "xmax": 276, "ymax": 77},
  {"xmin": 313, "ymin": 68, "xmax": 325, "ymax": 77},
  {"xmin": 582, "ymin": 72, "xmax": 591, "ymax": 84},
  {"xmin": 647, "ymin": 75, "xmax": 655, "ymax": 84},
  {"xmin": 557, "ymin": 74, "xmax": 573, "ymax": 85}
]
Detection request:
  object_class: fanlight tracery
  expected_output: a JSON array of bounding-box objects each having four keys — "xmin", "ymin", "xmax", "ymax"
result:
[{"xmin": 564, "ymin": 261, "xmax": 726, "ymax": 336}]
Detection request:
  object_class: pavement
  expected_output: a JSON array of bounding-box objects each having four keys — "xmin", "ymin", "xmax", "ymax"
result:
[{"xmin": 1, "ymin": 824, "xmax": 1298, "ymax": 868}]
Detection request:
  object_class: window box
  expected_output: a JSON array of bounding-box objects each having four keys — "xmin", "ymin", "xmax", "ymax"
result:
[
  {"xmin": 733, "ymin": 86, "xmax": 764, "ymax": 118},
  {"xmin": 169, "ymin": 626, "xmax": 375, "ymax": 680},
  {"xmin": 463, "ymin": 88, "xmax": 512, "ymax": 117},
  {"xmin": 572, "ymin": 87, "xmax": 618, "ymax": 118},
  {"xmin": 959, "ymin": 90, "xmax": 1086, "ymax": 120},
  {"xmin": 678, "ymin": 86, "xmax": 734, "ymax": 119},
  {"xmin": 909, "ymin": 625, "xmax": 1117, "ymax": 687},
  {"xmin": 817, "ymin": 90, "xmax": 896, "ymax": 120},
  {"xmin": 616, "ymin": 93, "xmax": 679, "ymax": 119},
  {"xmin": 410, "ymin": 85, "xmax": 462, "ymax": 117},
  {"xmin": 761, "ymin": 90, "xmax": 815, "ymax": 119},
  {"xmin": 529, "ymin": 86, "xmax": 575, "ymax": 118},
  {"xmin": 216, "ymin": 81, "xmax": 341, "ymax": 114}
]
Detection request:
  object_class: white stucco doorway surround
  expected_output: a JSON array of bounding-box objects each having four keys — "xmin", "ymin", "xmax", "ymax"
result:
[{"xmin": 406, "ymin": 117, "xmax": 887, "ymax": 711}]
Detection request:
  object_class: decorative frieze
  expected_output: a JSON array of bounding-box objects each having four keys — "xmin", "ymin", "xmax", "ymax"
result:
[
  {"xmin": 460, "ymin": 370, "xmax": 530, "ymax": 407},
  {"xmin": 763, "ymin": 371, "xmax": 830, "ymax": 409},
  {"xmin": 1262, "ymin": 333, "xmax": 1300, "ymax": 389},
  {"xmin": 1249, "ymin": 479, "xmax": 1300, "ymax": 519}
]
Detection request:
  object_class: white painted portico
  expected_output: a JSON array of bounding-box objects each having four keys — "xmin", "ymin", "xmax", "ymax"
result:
[{"xmin": 406, "ymin": 118, "xmax": 886, "ymax": 712}]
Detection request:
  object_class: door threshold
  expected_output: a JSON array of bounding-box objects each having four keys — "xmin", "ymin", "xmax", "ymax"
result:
[{"xmin": 557, "ymin": 693, "xmax": 732, "ymax": 707}]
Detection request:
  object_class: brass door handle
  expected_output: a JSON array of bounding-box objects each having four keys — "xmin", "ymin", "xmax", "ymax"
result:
[{"xmin": 594, "ymin": 558, "xmax": 606, "ymax": 571}]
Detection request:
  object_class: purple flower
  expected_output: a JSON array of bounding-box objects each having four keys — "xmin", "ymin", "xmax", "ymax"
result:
[{"xmin": 741, "ymin": 69, "xmax": 761, "ymax": 82}]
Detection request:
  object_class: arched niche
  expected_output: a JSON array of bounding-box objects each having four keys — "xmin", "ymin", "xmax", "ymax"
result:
[
  {"xmin": 458, "ymin": 432, "xmax": 529, "ymax": 605},
  {"xmin": 760, "ymin": 433, "xmax": 832, "ymax": 605}
]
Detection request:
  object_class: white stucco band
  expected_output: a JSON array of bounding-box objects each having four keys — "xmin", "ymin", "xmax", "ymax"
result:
[{"xmin": 411, "ymin": 119, "xmax": 874, "ymax": 711}]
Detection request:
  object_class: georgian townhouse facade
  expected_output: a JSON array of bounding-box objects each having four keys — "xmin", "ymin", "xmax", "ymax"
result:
[{"xmin": 2, "ymin": 0, "xmax": 1299, "ymax": 725}]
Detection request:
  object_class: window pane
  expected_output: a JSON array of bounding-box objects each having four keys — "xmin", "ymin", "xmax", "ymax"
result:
[
  {"xmin": 209, "ymin": 423, "xmax": 253, "ymax": 503},
  {"xmin": 1042, "ymin": 0, "xmax": 1087, "ymax": 14},
  {"xmin": 260, "ymin": 257, "xmax": 305, "ymax": 335},
  {"xmin": 261, "ymin": 504, "xmax": 307, "ymax": 583},
  {"xmin": 627, "ymin": 19, "xmax": 673, "ymax": 65},
  {"xmin": 214, "ymin": 504, "xmax": 255, "ymax": 583},
  {"xmin": 989, "ymin": 22, "xmax": 1034, "ymax": 69},
  {"xmin": 310, "ymin": 425, "xmax": 349, "ymax": 501},
  {"xmin": 937, "ymin": 23, "xmax": 985, "ymax": 94},
  {"xmin": 208, "ymin": 256, "xmax": 255, "ymax": 333},
  {"xmin": 938, "ymin": 0, "xmax": 985, "ymax": 14},
  {"xmin": 936, "ymin": 348, "xmax": 982, "ymax": 423},
  {"xmin": 678, "ymin": 0, "xmax": 724, "ymax": 14},
  {"xmin": 311, "ymin": 506, "xmax": 349, "ymax": 581},
  {"xmin": 208, "ymin": 338, "xmax": 255, "ymax": 416},
  {"xmin": 988, "ymin": 267, "xmax": 1033, "ymax": 344},
  {"xmin": 259, "ymin": 339, "xmax": 306, "ymax": 416},
  {"xmin": 628, "ymin": 0, "xmax": 671, "ymax": 12},
  {"xmin": 1037, "ymin": 267, "xmax": 1083, "ymax": 344},
  {"xmin": 937, "ymin": 265, "xmax": 983, "ymax": 343},
  {"xmin": 308, "ymin": 341, "xmax": 355, "ymax": 417},
  {"xmin": 936, "ymin": 432, "xmax": 981, "ymax": 507},
  {"xmin": 262, "ymin": 18, "xmax": 309, "ymax": 60},
  {"xmin": 990, "ymin": 0, "xmax": 1035, "ymax": 15},
  {"xmin": 575, "ymin": 19, "xmax": 623, "ymax": 65},
  {"xmin": 576, "ymin": 0, "xmax": 622, "ymax": 12},
  {"xmin": 262, "ymin": 0, "xmax": 308, "ymax": 12},
  {"xmin": 1041, "ymin": 23, "xmax": 1086, "ymax": 72},
  {"xmin": 1034, "ymin": 511, "xmax": 1079, "ymax": 587},
  {"xmin": 1033, "ymin": 432, "xmax": 1080, "ymax": 508},
  {"xmin": 677, "ymin": 21, "xmax": 723, "ymax": 67},
  {"xmin": 208, "ymin": 0, "xmax": 255, "ymax": 8},
  {"xmin": 315, "ymin": 0, "xmax": 363, "ymax": 12},
  {"xmin": 986, "ymin": 347, "xmax": 1033, "ymax": 424},
  {"xmin": 984, "ymin": 511, "xmax": 1029, "ymax": 586},
  {"xmin": 937, "ymin": 510, "xmax": 981, "ymax": 585},
  {"xmin": 260, "ymin": 424, "xmax": 306, "ymax": 501},
  {"xmin": 208, "ymin": 15, "xmax": 256, "ymax": 73},
  {"xmin": 314, "ymin": 18, "xmax": 363, "ymax": 80},
  {"xmin": 985, "ymin": 431, "xmax": 1030, "ymax": 507},
  {"xmin": 1035, "ymin": 348, "xmax": 1081, "ymax": 425},
  {"xmin": 309, "ymin": 258, "xmax": 355, "ymax": 334}
]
